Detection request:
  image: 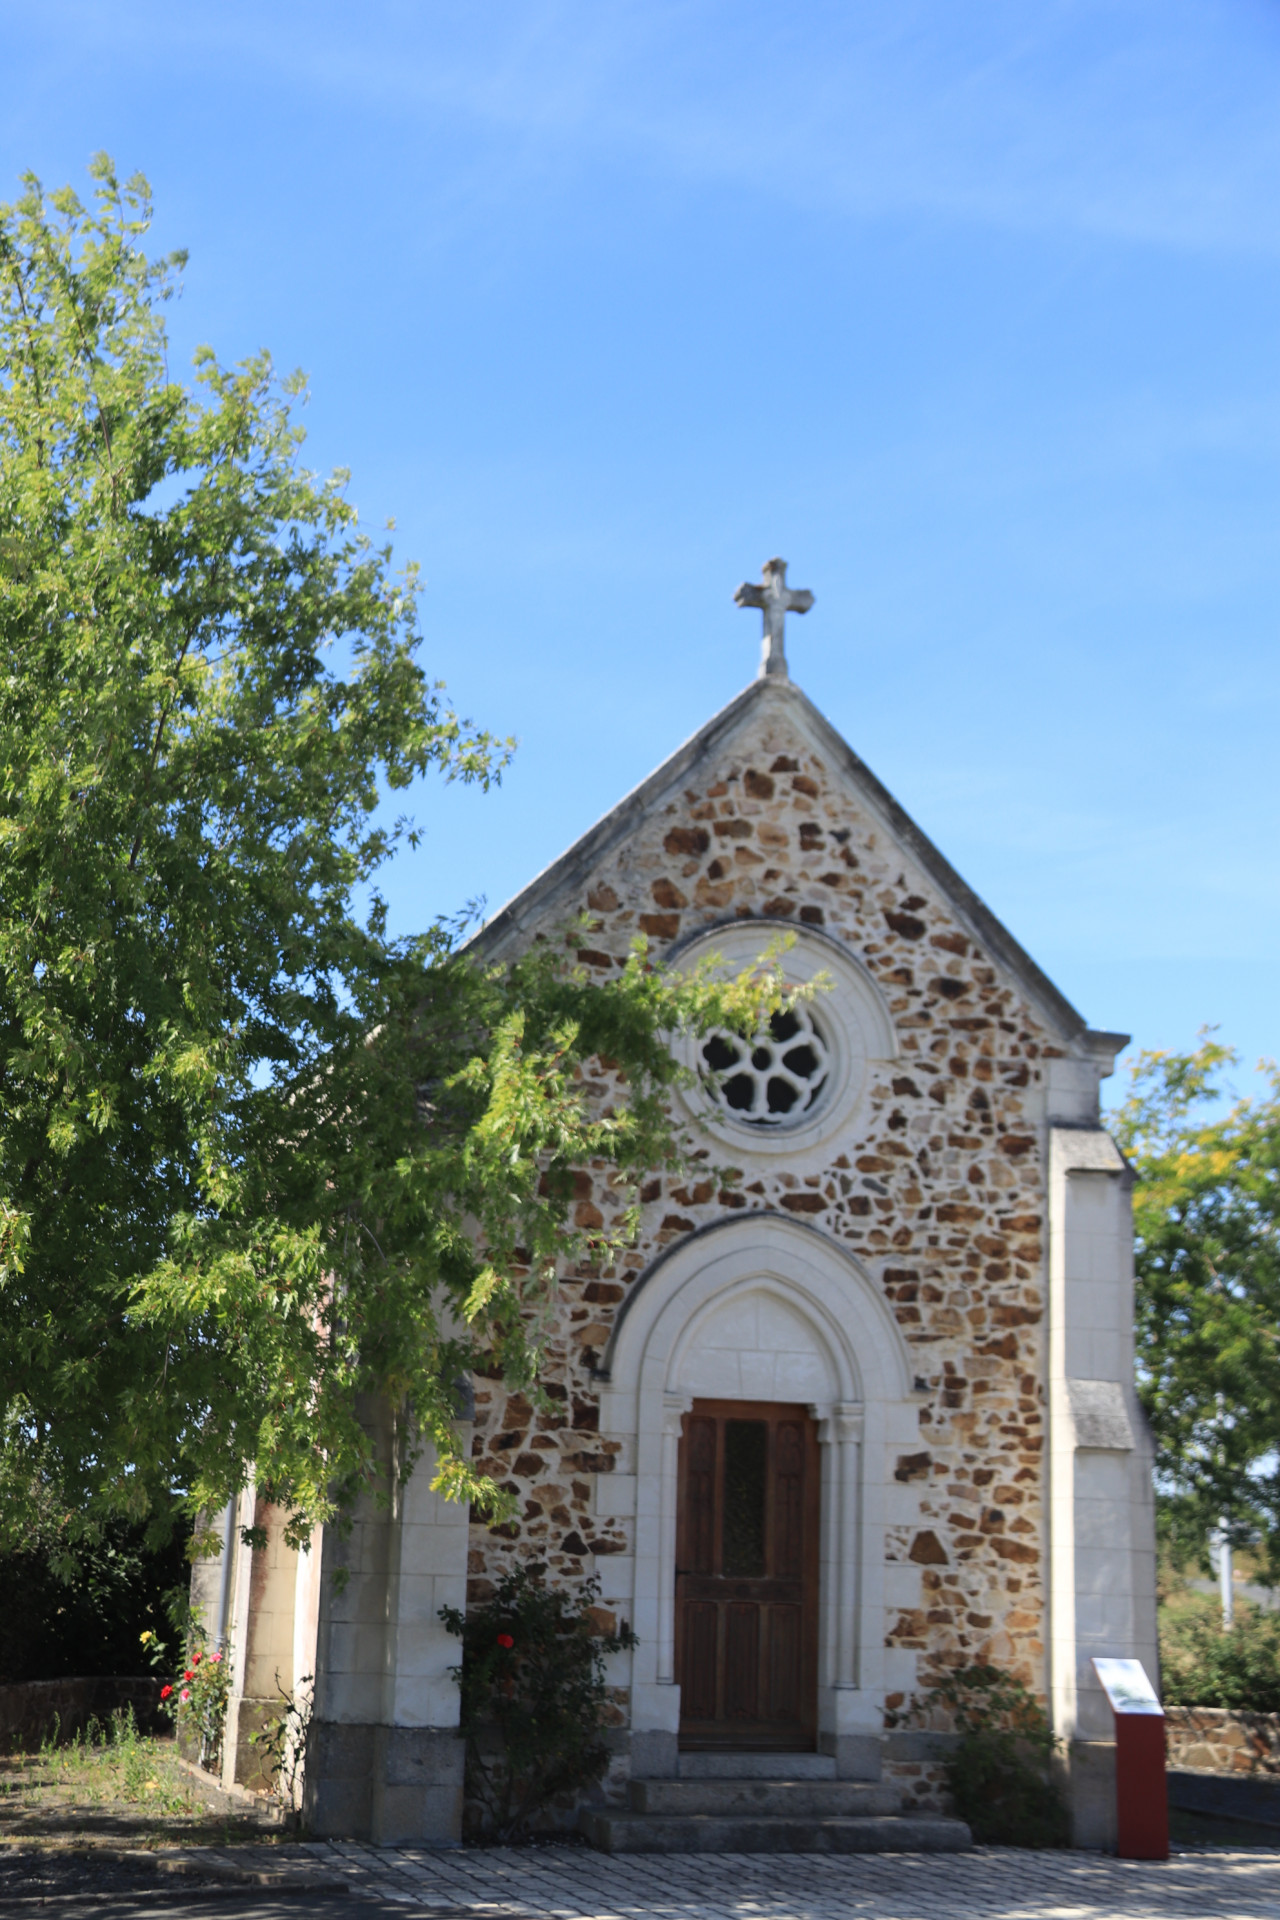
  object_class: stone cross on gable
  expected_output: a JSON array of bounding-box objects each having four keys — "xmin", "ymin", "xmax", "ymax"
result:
[{"xmin": 734, "ymin": 557, "xmax": 814, "ymax": 680}]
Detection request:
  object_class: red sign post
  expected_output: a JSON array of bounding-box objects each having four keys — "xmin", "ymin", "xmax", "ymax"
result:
[{"xmin": 1093, "ymin": 1657, "xmax": 1168, "ymax": 1860}]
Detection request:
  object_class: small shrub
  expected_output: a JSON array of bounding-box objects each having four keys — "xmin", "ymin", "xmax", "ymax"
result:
[
  {"xmin": 149, "ymin": 1629, "xmax": 230, "ymax": 1773},
  {"xmin": 924, "ymin": 1664, "xmax": 1070, "ymax": 1849},
  {"xmin": 249, "ymin": 1671, "xmax": 314, "ymax": 1808},
  {"xmin": 441, "ymin": 1565, "xmax": 637, "ymax": 1843},
  {"xmin": 1160, "ymin": 1594, "xmax": 1280, "ymax": 1710}
]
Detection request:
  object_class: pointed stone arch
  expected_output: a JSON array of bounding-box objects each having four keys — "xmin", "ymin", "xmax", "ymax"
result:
[{"xmin": 598, "ymin": 1213, "xmax": 923, "ymax": 1775}]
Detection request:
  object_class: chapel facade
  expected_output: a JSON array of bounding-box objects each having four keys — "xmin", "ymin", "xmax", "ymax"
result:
[{"xmin": 200, "ymin": 564, "xmax": 1157, "ymax": 1850}]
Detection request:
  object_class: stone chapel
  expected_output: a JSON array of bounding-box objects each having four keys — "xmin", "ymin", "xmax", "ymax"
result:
[{"xmin": 200, "ymin": 561, "xmax": 1158, "ymax": 1852}]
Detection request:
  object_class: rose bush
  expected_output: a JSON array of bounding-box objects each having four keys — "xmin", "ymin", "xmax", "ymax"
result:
[{"xmin": 144, "ymin": 1628, "xmax": 231, "ymax": 1772}]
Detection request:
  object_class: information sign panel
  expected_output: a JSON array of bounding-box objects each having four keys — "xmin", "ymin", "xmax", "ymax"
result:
[
  {"xmin": 1091, "ymin": 1656, "xmax": 1167, "ymax": 1860},
  {"xmin": 1092, "ymin": 1658, "xmax": 1163, "ymax": 1716}
]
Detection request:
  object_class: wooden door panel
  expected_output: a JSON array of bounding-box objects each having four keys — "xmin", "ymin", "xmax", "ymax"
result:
[
  {"xmin": 724, "ymin": 1604, "xmax": 760, "ymax": 1721},
  {"xmin": 682, "ymin": 1603, "xmax": 718, "ymax": 1722},
  {"xmin": 675, "ymin": 1399, "xmax": 819, "ymax": 1750},
  {"xmin": 767, "ymin": 1605, "xmax": 802, "ymax": 1722}
]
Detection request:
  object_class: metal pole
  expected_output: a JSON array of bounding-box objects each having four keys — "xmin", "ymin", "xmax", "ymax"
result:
[
  {"xmin": 214, "ymin": 1498, "xmax": 237, "ymax": 1649},
  {"xmin": 1220, "ymin": 1522, "xmax": 1235, "ymax": 1629}
]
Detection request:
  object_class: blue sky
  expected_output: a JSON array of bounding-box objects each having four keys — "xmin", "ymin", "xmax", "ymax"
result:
[{"xmin": 5, "ymin": 0, "xmax": 1279, "ymax": 1111}]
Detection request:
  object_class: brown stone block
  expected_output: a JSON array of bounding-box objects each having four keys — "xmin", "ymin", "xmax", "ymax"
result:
[
  {"xmin": 780, "ymin": 1191, "xmax": 825, "ymax": 1213},
  {"xmin": 743, "ymin": 769, "xmax": 775, "ymax": 798},
  {"xmin": 988, "ymin": 1536, "xmax": 1039, "ymax": 1564},
  {"xmin": 713, "ymin": 817, "xmax": 753, "ymax": 839},
  {"xmin": 651, "ymin": 878, "xmax": 688, "ymax": 909},
  {"xmin": 991, "ymin": 1303, "xmax": 1041, "ymax": 1327},
  {"xmin": 695, "ymin": 878, "xmax": 734, "ymax": 907},
  {"xmin": 587, "ymin": 884, "xmax": 620, "ymax": 911},
  {"xmin": 663, "ymin": 827, "xmax": 709, "ymax": 855},
  {"xmin": 639, "ymin": 912, "xmax": 679, "ymax": 939},
  {"xmin": 910, "ymin": 1530, "xmax": 949, "ymax": 1565}
]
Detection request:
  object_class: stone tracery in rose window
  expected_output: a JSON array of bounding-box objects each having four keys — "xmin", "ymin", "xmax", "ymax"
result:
[{"xmin": 698, "ymin": 1004, "xmax": 831, "ymax": 1128}]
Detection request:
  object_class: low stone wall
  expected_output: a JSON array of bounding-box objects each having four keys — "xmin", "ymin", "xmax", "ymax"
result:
[
  {"xmin": 1165, "ymin": 1705, "xmax": 1280, "ymax": 1776},
  {"xmin": 0, "ymin": 1676, "xmax": 164, "ymax": 1752}
]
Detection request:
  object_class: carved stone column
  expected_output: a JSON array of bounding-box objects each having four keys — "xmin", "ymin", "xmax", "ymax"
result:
[
  {"xmin": 656, "ymin": 1394, "xmax": 690, "ymax": 1686},
  {"xmin": 816, "ymin": 1403, "xmax": 864, "ymax": 1691}
]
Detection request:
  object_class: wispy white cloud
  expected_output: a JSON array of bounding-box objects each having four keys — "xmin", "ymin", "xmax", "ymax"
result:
[{"xmin": 46, "ymin": 0, "xmax": 1278, "ymax": 256}]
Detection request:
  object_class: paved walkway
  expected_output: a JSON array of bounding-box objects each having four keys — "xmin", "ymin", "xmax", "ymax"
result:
[{"xmin": 291, "ymin": 1839, "xmax": 1280, "ymax": 1920}]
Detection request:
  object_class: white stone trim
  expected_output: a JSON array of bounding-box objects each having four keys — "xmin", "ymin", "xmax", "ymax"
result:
[
  {"xmin": 667, "ymin": 921, "xmax": 900, "ymax": 1160},
  {"xmin": 600, "ymin": 1214, "xmax": 919, "ymax": 1741},
  {"xmin": 1047, "ymin": 1128, "xmax": 1158, "ymax": 1758}
]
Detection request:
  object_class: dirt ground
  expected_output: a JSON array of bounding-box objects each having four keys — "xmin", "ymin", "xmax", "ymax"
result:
[{"xmin": 0, "ymin": 1723, "xmax": 286, "ymax": 1851}]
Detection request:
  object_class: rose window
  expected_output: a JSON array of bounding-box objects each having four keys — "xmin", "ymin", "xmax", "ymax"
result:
[{"xmin": 698, "ymin": 1005, "xmax": 831, "ymax": 1128}]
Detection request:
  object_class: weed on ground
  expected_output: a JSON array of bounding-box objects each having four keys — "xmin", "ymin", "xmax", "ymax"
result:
[{"xmin": 0, "ymin": 1708, "xmax": 286, "ymax": 1849}]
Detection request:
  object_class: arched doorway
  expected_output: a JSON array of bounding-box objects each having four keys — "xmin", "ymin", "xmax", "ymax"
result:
[{"xmin": 597, "ymin": 1214, "xmax": 919, "ymax": 1770}]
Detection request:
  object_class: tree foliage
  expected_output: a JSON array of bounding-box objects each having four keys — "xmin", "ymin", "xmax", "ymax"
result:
[
  {"xmin": 1160, "ymin": 1593, "xmax": 1280, "ymax": 1712},
  {"xmin": 0, "ymin": 156, "xmax": 784, "ymax": 1557},
  {"xmin": 1114, "ymin": 1035, "xmax": 1280, "ymax": 1573}
]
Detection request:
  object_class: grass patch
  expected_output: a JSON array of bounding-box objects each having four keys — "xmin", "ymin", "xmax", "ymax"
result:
[{"xmin": 0, "ymin": 1709, "xmax": 287, "ymax": 1849}]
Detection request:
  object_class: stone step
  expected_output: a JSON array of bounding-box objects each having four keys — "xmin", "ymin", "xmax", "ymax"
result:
[
  {"xmin": 579, "ymin": 1810, "xmax": 972, "ymax": 1855},
  {"xmin": 677, "ymin": 1751, "xmax": 837, "ymax": 1779},
  {"xmin": 630, "ymin": 1778, "xmax": 902, "ymax": 1818}
]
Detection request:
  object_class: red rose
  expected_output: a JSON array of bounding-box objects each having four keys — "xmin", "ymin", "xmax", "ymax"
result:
[
  {"xmin": 160, "ymin": 1685, "xmax": 173, "ymax": 1700},
  {"xmin": 497, "ymin": 1633, "xmax": 514, "ymax": 1649},
  {"xmin": 192, "ymin": 1652, "xmax": 202, "ymax": 1666},
  {"xmin": 183, "ymin": 1668, "xmax": 194, "ymax": 1680}
]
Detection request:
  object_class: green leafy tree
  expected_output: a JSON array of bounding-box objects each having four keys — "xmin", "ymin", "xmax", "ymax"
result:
[
  {"xmin": 0, "ymin": 156, "xmax": 783, "ymax": 1558},
  {"xmin": 1114, "ymin": 1035, "xmax": 1280, "ymax": 1574},
  {"xmin": 1160, "ymin": 1593, "xmax": 1280, "ymax": 1711}
]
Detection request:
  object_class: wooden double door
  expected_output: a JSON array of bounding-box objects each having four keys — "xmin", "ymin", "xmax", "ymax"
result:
[{"xmin": 674, "ymin": 1400, "xmax": 820, "ymax": 1750}]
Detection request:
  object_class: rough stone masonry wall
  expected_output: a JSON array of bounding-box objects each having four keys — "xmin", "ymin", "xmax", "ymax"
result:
[
  {"xmin": 1165, "ymin": 1706, "xmax": 1280, "ymax": 1777},
  {"xmin": 468, "ymin": 699, "xmax": 1066, "ymax": 1759}
]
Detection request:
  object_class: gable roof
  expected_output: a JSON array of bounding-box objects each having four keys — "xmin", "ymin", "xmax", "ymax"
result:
[{"xmin": 469, "ymin": 674, "xmax": 1118, "ymax": 1053}]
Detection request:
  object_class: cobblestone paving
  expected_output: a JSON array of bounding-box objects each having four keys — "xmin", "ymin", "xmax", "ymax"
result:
[{"xmin": 294, "ymin": 1839, "xmax": 1280, "ymax": 1920}]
